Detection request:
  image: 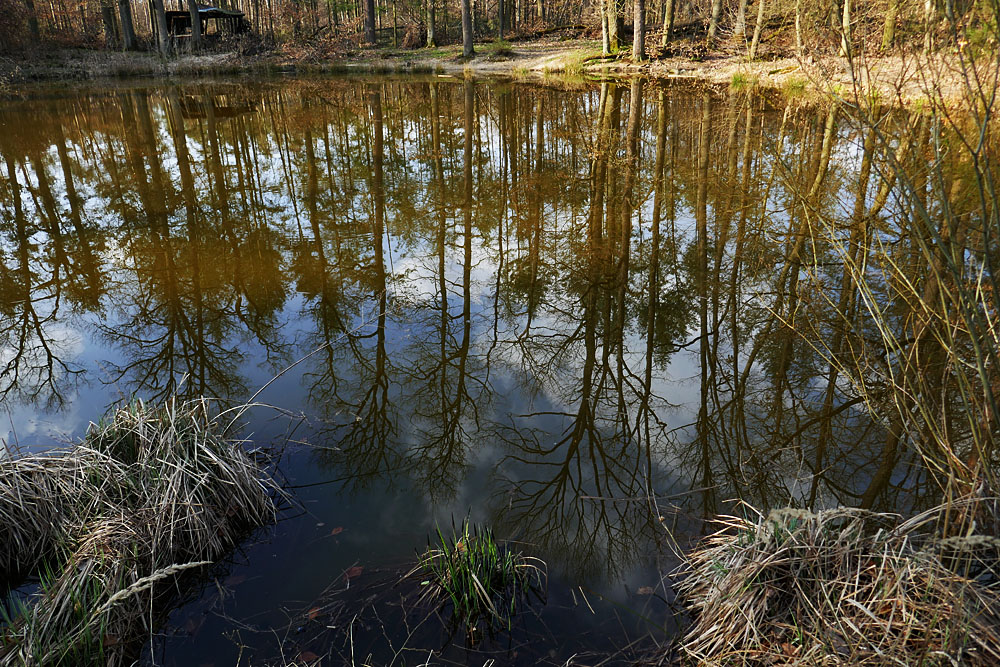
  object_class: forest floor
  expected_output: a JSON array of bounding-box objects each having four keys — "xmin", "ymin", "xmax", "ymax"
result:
[{"xmin": 0, "ymin": 36, "xmax": 985, "ymax": 107}]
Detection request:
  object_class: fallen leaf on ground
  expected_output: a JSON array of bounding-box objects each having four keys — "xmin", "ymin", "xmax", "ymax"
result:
[
  {"xmin": 345, "ymin": 566, "xmax": 363, "ymax": 580},
  {"xmin": 307, "ymin": 607, "xmax": 322, "ymax": 620}
]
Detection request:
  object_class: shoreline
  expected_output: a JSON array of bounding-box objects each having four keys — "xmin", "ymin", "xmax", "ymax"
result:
[{"xmin": 1, "ymin": 38, "xmax": 980, "ymax": 106}]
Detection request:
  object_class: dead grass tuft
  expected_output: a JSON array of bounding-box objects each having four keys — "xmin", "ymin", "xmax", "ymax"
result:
[
  {"xmin": 676, "ymin": 499, "xmax": 1000, "ymax": 665},
  {"xmin": 0, "ymin": 397, "xmax": 279, "ymax": 666}
]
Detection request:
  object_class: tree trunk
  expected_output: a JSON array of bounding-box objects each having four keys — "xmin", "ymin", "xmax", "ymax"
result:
[
  {"xmin": 734, "ymin": 0, "xmax": 747, "ymax": 36},
  {"xmin": 118, "ymin": 0, "xmax": 136, "ymax": 49},
  {"xmin": 660, "ymin": 0, "xmax": 674, "ymax": 45},
  {"xmin": 23, "ymin": 0, "xmax": 40, "ymax": 40},
  {"xmin": 100, "ymin": 0, "xmax": 119, "ymax": 48},
  {"xmin": 839, "ymin": 0, "xmax": 851, "ymax": 57},
  {"xmin": 535, "ymin": 0, "xmax": 542, "ymax": 20},
  {"xmin": 498, "ymin": 0, "xmax": 504, "ymax": 38},
  {"xmin": 364, "ymin": 0, "xmax": 376, "ymax": 44},
  {"xmin": 461, "ymin": 0, "xmax": 474, "ymax": 56},
  {"xmin": 427, "ymin": 0, "xmax": 436, "ymax": 45},
  {"xmin": 881, "ymin": 0, "xmax": 899, "ymax": 50},
  {"xmin": 632, "ymin": 0, "xmax": 645, "ymax": 60},
  {"xmin": 601, "ymin": 0, "xmax": 610, "ymax": 53},
  {"xmin": 749, "ymin": 0, "xmax": 765, "ymax": 58},
  {"xmin": 923, "ymin": 0, "xmax": 935, "ymax": 51},
  {"xmin": 188, "ymin": 0, "xmax": 202, "ymax": 51},
  {"xmin": 794, "ymin": 0, "xmax": 803, "ymax": 57},
  {"xmin": 706, "ymin": 0, "xmax": 722, "ymax": 44},
  {"xmin": 151, "ymin": 0, "xmax": 171, "ymax": 55},
  {"xmin": 606, "ymin": 0, "xmax": 618, "ymax": 51}
]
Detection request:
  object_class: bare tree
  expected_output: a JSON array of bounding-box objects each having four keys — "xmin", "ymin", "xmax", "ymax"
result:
[
  {"xmin": 707, "ymin": 0, "xmax": 722, "ymax": 44},
  {"xmin": 118, "ymin": 0, "xmax": 136, "ymax": 49},
  {"xmin": 427, "ymin": 0, "xmax": 437, "ymax": 46},
  {"xmin": 151, "ymin": 0, "xmax": 170, "ymax": 55},
  {"xmin": 661, "ymin": 0, "xmax": 675, "ymax": 46},
  {"xmin": 364, "ymin": 0, "xmax": 376, "ymax": 44},
  {"xmin": 633, "ymin": 0, "xmax": 645, "ymax": 60},
  {"xmin": 187, "ymin": 0, "xmax": 201, "ymax": 51},
  {"xmin": 461, "ymin": 0, "xmax": 474, "ymax": 56}
]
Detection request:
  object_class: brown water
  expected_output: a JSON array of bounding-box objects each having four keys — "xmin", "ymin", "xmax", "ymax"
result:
[{"xmin": 0, "ymin": 75, "xmax": 957, "ymax": 663}]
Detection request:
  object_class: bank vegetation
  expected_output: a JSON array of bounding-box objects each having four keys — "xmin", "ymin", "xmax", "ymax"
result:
[{"xmin": 0, "ymin": 398, "xmax": 279, "ymax": 665}]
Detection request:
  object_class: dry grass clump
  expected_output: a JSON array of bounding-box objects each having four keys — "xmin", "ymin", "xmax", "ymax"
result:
[
  {"xmin": 0, "ymin": 398, "xmax": 278, "ymax": 666},
  {"xmin": 676, "ymin": 501, "xmax": 1000, "ymax": 665}
]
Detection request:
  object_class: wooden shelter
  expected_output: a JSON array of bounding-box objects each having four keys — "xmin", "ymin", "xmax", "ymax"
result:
[{"xmin": 166, "ymin": 4, "xmax": 247, "ymax": 39}]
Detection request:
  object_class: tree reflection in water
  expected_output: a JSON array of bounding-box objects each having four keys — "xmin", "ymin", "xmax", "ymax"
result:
[{"xmin": 0, "ymin": 78, "xmax": 988, "ymax": 654}]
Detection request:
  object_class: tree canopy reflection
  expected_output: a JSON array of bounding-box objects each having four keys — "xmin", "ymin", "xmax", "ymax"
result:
[{"xmin": 0, "ymin": 77, "xmax": 989, "ymax": 578}]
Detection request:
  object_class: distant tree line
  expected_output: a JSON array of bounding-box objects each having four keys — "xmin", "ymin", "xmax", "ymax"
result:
[{"xmin": 0, "ymin": 0, "xmax": 997, "ymax": 63}]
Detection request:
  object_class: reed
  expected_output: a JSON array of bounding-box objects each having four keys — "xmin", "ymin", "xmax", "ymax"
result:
[
  {"xmin": 0, "ymin": 397, "xmax": 278, "ymax": 666},
  {"xmin": 411, "ymin": 519, "xmax": 546, "ymax": 637}
]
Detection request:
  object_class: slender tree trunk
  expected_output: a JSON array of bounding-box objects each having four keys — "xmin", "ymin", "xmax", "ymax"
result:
[
  {"xmin": 427, "ymin": 0, "xmax": 436, "ymax": 45},
  {"xmin": 188, "ymin": 0, "xmax": 202, "ymax": 51},
  {"xmin": 100, "ymin": 0, "xmax": 119, "ymax": 47},
  {"xmin": 498, "ymin": 0, "xmax": 504, "ymax": 38},
  {"xmin": 839, "ymin": 0, "xmax": 851, "ymax": 56},
  {"xmin": 794, "ymin": 0, "xmax": 803, "ymax": 57},
  {"xmin": 600, "ymin": 0, "xmax": 610, "ymax": 53},
  {"xmin": 364, "ymin": 0, "xmax": 376, "ymax": 44},
  {"xmin": 606, "ymin": 0, "xmax": 618, "ymax": 51},
  {"xmin": 924, "ymin": 0, "xmax": 935, "ymax": 52},
  {"xmin": 881, "ymin": 0, "xmax": 899, "ymax": 50},
  {"xmin": 461, "ymin": 0, "xmax": 474, "ymax": 56},
  {"xmin": 24, "ymin": 0, "xmax": 40, "ymax": 40},
  {"xmin": 660, "ymin": 0, "xmax": 674, "ymax": 45},
  {"xmin": 734, "ymin": 0, "xmax": 747, "ymax": 35},
  {"xmin": 707, "ymin": 0, "xmax": 722, "ymax": 44},
  {"xmin": 152, "ymin": 0, "xmax": 171, "ymax": 55},
  {"xmin": 749, "ymin": 0, "xmax": 765, "ymax": 59},
  {"xmin": 633, "ymin": 0, "xmax": 645, "ymax": 59},
  {"xmin": 535, "ymin": 0, "xmax": 542, "ymax": 20}
]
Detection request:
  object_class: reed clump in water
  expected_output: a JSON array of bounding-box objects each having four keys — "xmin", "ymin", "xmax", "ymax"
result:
[
  {"xmin": 676, "ymin": 498, "xmax": 1000, "ymax": 665},
  {"xmin": 0, "ymin": 398, "xmax": 278, "ymax": 666},
  {"xmin": 410, "ymin": 520, "xmax": 546, "ymax": 639}
]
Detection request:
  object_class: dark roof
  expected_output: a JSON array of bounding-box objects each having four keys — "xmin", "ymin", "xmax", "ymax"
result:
[
  {"xmin": 198, "ymin": 5, "xmax": 244, "ymax": 17},
  {"xmin": 166, "ymin": 4, "xmax": 245, "ymax": 18}
]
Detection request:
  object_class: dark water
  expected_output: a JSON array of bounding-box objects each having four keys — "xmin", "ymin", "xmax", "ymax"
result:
[{"xmin": 0, "ymin": 74, "xmax": 953, "ymax": 663}]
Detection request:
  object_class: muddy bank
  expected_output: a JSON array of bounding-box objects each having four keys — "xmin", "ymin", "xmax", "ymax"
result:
[{"xmin": 1, "ymin": 39, "xmax": 982, "ymax": 106}]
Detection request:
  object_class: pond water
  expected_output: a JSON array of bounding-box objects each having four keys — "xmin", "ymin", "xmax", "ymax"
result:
[{"xmin": 0, "ymin": 74, "xmax": 961, "ymax": 663}]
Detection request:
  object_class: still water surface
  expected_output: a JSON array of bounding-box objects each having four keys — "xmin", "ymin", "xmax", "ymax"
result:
[{"xmin": 0, "ymin": 75, "xmax": 937, "ymax": 663}]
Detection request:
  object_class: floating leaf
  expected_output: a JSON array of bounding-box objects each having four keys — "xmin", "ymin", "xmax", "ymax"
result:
[
  {"xmin": 224, "ymin": 574, "xmax": 246, "ymax": 587},
  {"xmin": 344, "ymin": 566, "xmax": 363, "ymax": 580},
  {"xmin": 185, "ymin": 615, "xmax": 206, "ymax": 636},
  {"xmin": 637, "ymin": 586, "xmax": 655, "ymax": 595},
  {"xmin": 330, "ymin": 526, "xmax": 344, "ymax": 536},
  {"xmin": 307, "ymin": 607, "xmax": 322, "ymax": 620},
  {"xmin": 298, "ymin": 650, "xmax": 320, "ymax": 662}
]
